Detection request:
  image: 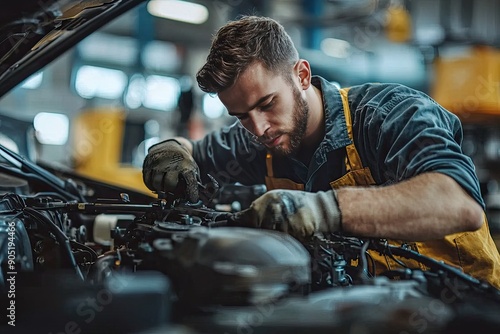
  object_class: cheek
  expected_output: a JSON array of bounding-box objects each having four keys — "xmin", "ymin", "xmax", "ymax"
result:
[{"xmin": 277, "ymin": 101, "xmax": 295, "ymax": 123}]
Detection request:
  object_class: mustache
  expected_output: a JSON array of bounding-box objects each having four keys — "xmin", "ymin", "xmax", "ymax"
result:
[
  {"xmin": 237, "ymin": 122, "xmax": 285, "ymax": 146},
  {"xmin": 256, "ymin": 132, "xmax": 282, "ymax": 145}
]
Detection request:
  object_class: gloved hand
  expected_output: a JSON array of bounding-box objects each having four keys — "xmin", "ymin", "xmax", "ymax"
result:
[
  {"xmin": 142, "ymin": 139, "xmax": 200, "ymax": 202},
  {"xmin": 233, "ymin": 189, "xmax": 342, "ymax": 241}
]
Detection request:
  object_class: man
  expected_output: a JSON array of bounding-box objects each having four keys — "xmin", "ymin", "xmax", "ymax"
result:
[{"xmin": 142, "ymin": 16, "xmax": 500, "ymax": 287}]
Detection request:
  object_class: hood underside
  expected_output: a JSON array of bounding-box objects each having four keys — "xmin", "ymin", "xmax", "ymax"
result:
[{"xmin": 0, "ymin": 0, "xmax": 146, "ymax": 97}]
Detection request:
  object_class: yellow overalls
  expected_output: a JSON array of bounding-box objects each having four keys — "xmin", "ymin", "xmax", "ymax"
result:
[{"xmin": 265, "ymin": 88, "xmax": 500, "ymax": 288}]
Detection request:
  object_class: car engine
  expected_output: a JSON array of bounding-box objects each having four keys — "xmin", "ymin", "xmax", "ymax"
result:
[{"xmin": 1, "ymin": 145, "xmax": 500, "ymax": 334}]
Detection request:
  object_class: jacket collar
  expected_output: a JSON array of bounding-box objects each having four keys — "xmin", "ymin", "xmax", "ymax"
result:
[{"xmin": 311, "ymin": 76, "xmax": 352, "ymax": 152}]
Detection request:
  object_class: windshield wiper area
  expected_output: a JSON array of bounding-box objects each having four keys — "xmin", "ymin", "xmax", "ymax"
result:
[{"xmin": 0, "ymin": 144, "xmax": 84, "ymax": 202}]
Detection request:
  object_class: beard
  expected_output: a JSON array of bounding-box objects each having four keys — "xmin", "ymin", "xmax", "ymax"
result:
[{"xmin": 267, "ymin": 84, "xmax": 309, "ymax": 157}]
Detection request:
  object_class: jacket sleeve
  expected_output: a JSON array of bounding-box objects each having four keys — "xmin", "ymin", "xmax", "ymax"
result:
[
  {"xmin": 191, "ymin": 121, "xmax": 268, "ymax": 186},
  {"xmin": 351, "ymin": 83, "xmax": 485, "ymax": 209}
]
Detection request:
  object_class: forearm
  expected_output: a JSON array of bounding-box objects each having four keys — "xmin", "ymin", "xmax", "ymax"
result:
[{"xmin": 337, "ymin": 172, "xmax": 484, "ymax": 241}]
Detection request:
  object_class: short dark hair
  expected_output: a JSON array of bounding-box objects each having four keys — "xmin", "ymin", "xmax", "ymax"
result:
[{"xmin": 196, "ymin": 15, "xmax": 299, "ymax": 94}]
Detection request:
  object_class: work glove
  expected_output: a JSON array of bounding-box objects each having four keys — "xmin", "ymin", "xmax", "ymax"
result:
[
  {"xmin": 142, "ymin": 139, "xmax": 200, "ymax": 202},
  {"xmin": 233, "ymin": 189, "xmax": 342, "ymax": 241}
]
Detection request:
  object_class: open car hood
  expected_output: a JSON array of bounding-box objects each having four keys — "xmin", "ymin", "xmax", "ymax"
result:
[
  {"xmin": 0, "ymin": 0, "xmax": 146, "ymax": 97},
  {"xmin": 2, "ymin": 2, "xmax": 500, "ymax": 332}
]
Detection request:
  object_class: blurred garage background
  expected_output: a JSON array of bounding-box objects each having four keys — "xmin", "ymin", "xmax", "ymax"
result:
[{"xmin": 0, "ymin": 0, "xmax": 499, "ymax": 240}]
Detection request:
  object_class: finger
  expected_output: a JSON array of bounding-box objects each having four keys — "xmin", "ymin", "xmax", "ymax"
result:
[
  {"xmin": 142, "ymin": 155, "xmax": 153, "ymax": 170},
  {"xmin": 153, "ymin": 172, "xmax": 167, "ymax": 192},
  {"xmin": 182, "ymin": 169, "xmax": 200, "ymax": 203},
  {"xmin": 261, "ymin": 202, "xmax": 285, "ymax": 231},
  {"xmin": 164, "ymin": 172, "xmax": 180, "ymax": 191},
  {"xmin": 142, "ymin": 170, "xmax": 153, "ymax": 189},
  {"xmin": 233, "ymin": 208, "xmax": 259, "ymax": 227},
  {"xmin": 145, "ymin": 170, "xmax": 161, "ymax": 192}
]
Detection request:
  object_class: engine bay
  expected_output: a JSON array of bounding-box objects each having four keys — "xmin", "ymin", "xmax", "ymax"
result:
[{"xmin": 1, "ymin": 144, "xmax": 500, "ymax": 333}]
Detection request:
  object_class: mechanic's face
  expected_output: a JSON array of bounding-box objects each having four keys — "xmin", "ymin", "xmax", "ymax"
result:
[{"xmin": 218, "ymin": 61, "xmax": 309, "ymax": 157}]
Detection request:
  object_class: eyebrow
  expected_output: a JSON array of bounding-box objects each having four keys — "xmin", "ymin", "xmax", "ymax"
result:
[{"xmin": 228, "ymin": 93, "xmax": 274, "ymax": 116}]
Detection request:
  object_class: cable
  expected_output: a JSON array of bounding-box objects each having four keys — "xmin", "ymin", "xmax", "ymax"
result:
[
  {"xmin": 358, "ymin": 239, "xmax": 372, "ymax": 281},
  {"xmin": 23, "ymin": 207, "xmax": 84, "ymax": 281},
  {"xmin": 0, "ymin": 193, "xmax": 26, "ymax": 212},
  {"xmin": 366, "ymin": 250, "xmax": 376, "ymax": 277},
  {"xmin": 32, "ymin": 192, "xmax": 71, "ymax": 202},
  {"xmin": 69, "ymin": 240, "xmax": 98, "ymax": 262},
  {"xmin": 387, "ymin": 244, "xmax": 479, "ymax": 283},
  {"xmin": 385, "ymin": 242, "xmax": 409, "ymax": 269}
]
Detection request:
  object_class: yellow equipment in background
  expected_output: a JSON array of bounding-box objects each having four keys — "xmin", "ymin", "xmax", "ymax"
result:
[
  {"xmin": 385, "ymin": 3, "xmax": 412, "ymax": 43},
  {"xmin": 431, "ymin": 45, "xmax": 500, "ymax": 251},
  {"xmin": 72, "ymin": 106, "xmax": 154, "ymax": 197},
  {"xmin": 432, "ymin": 45, "xmax": 500, "ymax": 119}
]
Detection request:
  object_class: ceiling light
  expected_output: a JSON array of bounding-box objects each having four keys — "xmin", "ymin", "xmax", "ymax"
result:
[
  {"xmin": 34, "ymin": 112, "xmax": 69, "ymax": 145},
  {"xmin": 147, "ymin": 0, "xmax": 209, "ymax": 25},
  {"xmin": 202, "ymin": 94, "xmax": 226, "ymax": 119},
  {"xmin": 75, "ymin": 66, "xmax": 127, "ymax": 99},
  {"xmin": 21, "ymin": 72, "xmax": 43, "ymax": 89},
  {"xmin": 320, "ymin": 38, "xmax": 351, "ymax": 58}
]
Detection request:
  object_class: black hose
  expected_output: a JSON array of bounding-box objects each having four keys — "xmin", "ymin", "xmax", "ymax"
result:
[
  {"xmin": 23, "ymin": 207, "xmax": 84, "ymax": 281},
  {"xmin": 370, "ymin": 240, "xmax": 489, "ymax": 289}
]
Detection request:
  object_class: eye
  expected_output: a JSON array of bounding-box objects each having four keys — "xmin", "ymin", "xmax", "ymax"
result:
[
  {"xmin": 260, "ymin": 99, "xmax": 275, "ymax": 111},
  {"xmin": 235, "ymin": 114, "xmax": 249, "ymax": 121}
]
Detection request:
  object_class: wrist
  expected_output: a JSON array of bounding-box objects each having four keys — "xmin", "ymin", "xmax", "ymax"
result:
[
  {"xmin": 314, "ymin": 190, "xmax": 342, "ymax": 233},
  {"xmin": 332, "ymin": 189, "xmax": 343, "ymax": 231}
]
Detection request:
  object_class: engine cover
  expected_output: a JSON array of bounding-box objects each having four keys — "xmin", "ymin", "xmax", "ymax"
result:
[{"xmin": 149, "ymin": 226, "xmax": 311, "ymax": 306}]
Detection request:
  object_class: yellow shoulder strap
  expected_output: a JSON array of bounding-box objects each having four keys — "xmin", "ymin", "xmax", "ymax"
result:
[
  {"xmin": 339, "ymin": 88, "xmax": 365, "ymax": 171},
  {"xmin": 266, "ymin": 152, "xmax": 274, "ymax": 177}
]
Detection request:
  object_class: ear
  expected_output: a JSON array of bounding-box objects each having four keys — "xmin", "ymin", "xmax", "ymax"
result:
[{"xmin": 294, "ymin": 59, "xmax": 312, "ymax": 89}]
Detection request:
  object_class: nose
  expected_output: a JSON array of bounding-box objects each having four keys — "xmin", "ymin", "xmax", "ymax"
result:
[{"xmin": 248, "ymin": 112, "xmax": 268, "ymax": 138}]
